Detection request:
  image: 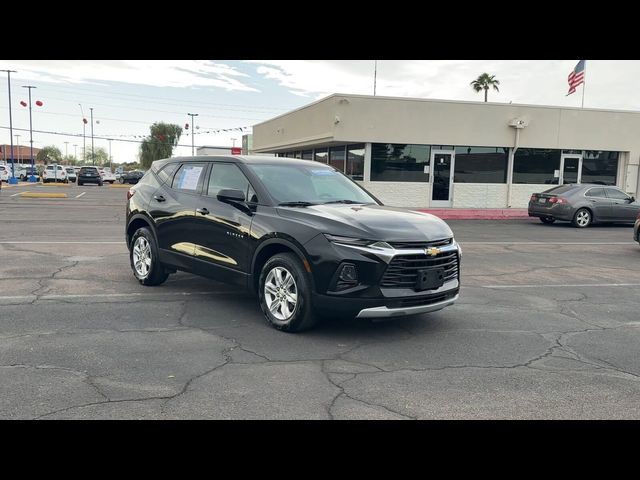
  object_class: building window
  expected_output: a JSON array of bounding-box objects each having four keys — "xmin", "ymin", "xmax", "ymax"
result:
[
  {"xmin": 513, "ymin": 148, "xmax": 561, "ymax": 184},
  {"xmin": 293, "ymin": 151, "xmax": 301, "ymax": 159},
  {"xmin": 329, "ymin": 146, "xmax": 346, "ymax": 172},
  {"xmin": 346, "ymin": 144, "xmax": 365, "ymax": 181},
  {"xmin": 453, "ymin": 146, "xmax": 508, "ymax": 183},
  {"xmin": 371, "ymin": 143, "xmax": 430, "ymax": 182},
  {"xmin": 314, "ymin": 148, "xmax": 328, "ymax": 164},
  {"xmin": 301, "ymin": 150, "xmax": 313, "ymax": 160},
  {"xmin": 581, "ymin": 151, "xmax": 618, "ymax": 185}
]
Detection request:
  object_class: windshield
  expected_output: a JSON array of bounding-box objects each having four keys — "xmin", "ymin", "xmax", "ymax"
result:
[{"xmin": 250, "ymin": 163, "xmax": 377, "ymax": 205}]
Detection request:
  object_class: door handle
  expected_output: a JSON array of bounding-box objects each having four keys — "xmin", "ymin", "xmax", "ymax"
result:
[
  {"xmin": 153, "ymin": 195, "xmax": 166, "ymax": 202},
  {"xmin": 196, "ymin": 208, "xmax": 209, "ymax": 215}
]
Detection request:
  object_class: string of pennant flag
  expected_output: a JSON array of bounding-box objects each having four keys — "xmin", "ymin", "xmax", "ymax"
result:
[{"xmin": 99, "ymin": 126, "xmax": 251, "ymax": 138}]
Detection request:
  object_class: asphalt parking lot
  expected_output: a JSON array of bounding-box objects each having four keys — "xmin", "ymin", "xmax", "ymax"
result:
[{"xmin": 1, "ymin": 182, "xmax": 640, "ymax": 419}]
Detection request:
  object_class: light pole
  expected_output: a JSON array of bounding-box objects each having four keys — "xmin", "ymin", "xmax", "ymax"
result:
[
  {"xmin": 79, "ymin": 104, "xmax": 86, "ymax": 163},
  {"xmin": 187, "ymin": 113, "xmax": 198, "ymax": 156},
  {"xmin": 73, "ymin": 144, "xmax": 77, "ymax": 161},
  {"xmin": 14, "ymin": 135, "xmax": 21, "ymax": 166},
  {"xmin": 90, "ymin": 107, "xmax": 95, "ymax": 164},
  {"xmin": 1, "ymin": 69, "xmax": 18, "ymax": 184},
  {"xmin": 64, "ymin": 141, "xmax": 68, "ymax": 161},
  {"xmin": 108, "ymin": 139, "xmax": 112, "ymax": 171},
  {"xmin": 21, "ymin": 85, "xmax": 38, "ymax": 182}
]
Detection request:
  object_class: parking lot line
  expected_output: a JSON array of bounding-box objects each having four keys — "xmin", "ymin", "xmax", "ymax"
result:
[
  {"xmin": 10, "ymin": 192, "xmax": 22, "ymax": 197},
  {"xmin": 480, "ymin": 283, "xmax": 640, "ymax": 289},
  {"xmin": 0, "ymin": 291, "xmax": 231, "ymax": 302},
  {"xmin": 75, "ymin": 192, "xmax": 86, "ymax": 198}
]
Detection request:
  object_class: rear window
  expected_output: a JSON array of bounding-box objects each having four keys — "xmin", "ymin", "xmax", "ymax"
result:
[
  {"xmin": 81, "ymin": 167, "xmax": 98, "ymax": 174},
  {"xmin": 543, "ymin": 185, "xmax": 576, "ymax": 195}
]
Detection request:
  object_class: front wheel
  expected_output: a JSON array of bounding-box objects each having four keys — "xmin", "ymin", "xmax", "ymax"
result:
[
  {"xmin": 540, "ymin": 216, "xmax": 556, "ymax": 224},
  {"xmin": 129, "ymin": 227, "xmax": 169, "ymax": 286},
  {"xmin": 258, "ymin": 253, "xmax": 318, "ymax": 332},
  {"xmin": 572, "ymin": 208, "xmax": 592, "ymax": 228}
]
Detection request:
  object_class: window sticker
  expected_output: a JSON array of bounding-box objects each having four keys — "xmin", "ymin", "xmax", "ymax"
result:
[{"xmin": 179, "ymin": 166, "xmax": 203, "ymax": 190}]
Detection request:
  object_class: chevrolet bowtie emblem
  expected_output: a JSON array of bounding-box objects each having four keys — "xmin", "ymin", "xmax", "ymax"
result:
[{"xmin": 425, "ymin": 247, "xmax": 441, "ymax": 256}]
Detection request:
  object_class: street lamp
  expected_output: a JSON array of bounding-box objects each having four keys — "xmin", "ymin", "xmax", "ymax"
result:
[
  {"xmin": 90, "ymin": 107, "xmax": 95, "ymax": 164},
  {"xmin": 108, "ymin": 139, "xmax": 112, "ymax": 171},
  {"xmin": 79, "ymin": 104, "xmax": 86, "ymax": 163},
  {"xmin": 73, "ymin": 144, "xmax": 77, "ymax": 161},
  {"xmin": 1, "ymin": 69, "xmax": 18, "ymax": 184},
  {"xmin": 187, "ymin": 113, "xmax": 198, "ymax": 156},
  {"xmin": 14, "ymin": 134, "xmax": 20, "ymax": 166},
  {"xmin": 21, "ymin": 85, "xmax": 39, "ymax": 182},
  {"xmin": 64, "ymin": 141, "xmax": 68, "ymax": 161}
]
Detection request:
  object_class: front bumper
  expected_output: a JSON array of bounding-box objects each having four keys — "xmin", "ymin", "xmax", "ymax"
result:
[{"xmin": 356, "ymin": 293, "xmax": 459, "ymax": 318}]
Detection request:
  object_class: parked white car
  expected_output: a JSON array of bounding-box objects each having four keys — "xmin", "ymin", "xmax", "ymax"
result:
[
  {"xmin": 42, "ymin": 164, "xmax": 68, "ymax": 183},
  {"xmin": 99, "ymin": 167, "xmax": 117, "ymax": 184},
  {"xmin": 0, "ymin": 165, "xmax": 9, "ymax": 182},
  {"xmin": 65, "ymin": 166, "xmax": 77, "ymax": 182}
]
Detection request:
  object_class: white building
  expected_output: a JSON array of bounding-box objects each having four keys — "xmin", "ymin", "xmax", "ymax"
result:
[
  {"xmin": 251, "ymin": 94, "xmax": 640, "ymax": 208},
  {"xmin": 196, "ymin": 145, "xmax": 236, "ymax": 156}
]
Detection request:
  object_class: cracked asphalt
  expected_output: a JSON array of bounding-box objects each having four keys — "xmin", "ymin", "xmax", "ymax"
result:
[{"xmin": 1, "ymin": 183, "xmax": 640, "ymax": 419}]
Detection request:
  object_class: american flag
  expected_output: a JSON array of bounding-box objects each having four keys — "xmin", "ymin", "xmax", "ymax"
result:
[{"xmin": 567, "ymin": 60, "xmax": 586, "ymax": 95}]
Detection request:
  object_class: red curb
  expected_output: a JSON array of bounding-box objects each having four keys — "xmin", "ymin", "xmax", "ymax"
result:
[{"xmin": 416, "ymin": 208, "xmax": 529, "ymax": 220}]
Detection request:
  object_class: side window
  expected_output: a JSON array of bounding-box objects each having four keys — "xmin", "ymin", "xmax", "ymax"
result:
[
  {"xmin": 606, "ymin": 188, "xmax": 630, "ymax": 200},
  {"xmin": 157, "ymin": 163, "xmax": 178, "ymax": 184},
  {"xmin": 207, "ymin": 163, "xmax": 252, "ymax": 200},
  {"xmin": 585, "ymin": 188, "xmax": 606, "ymax": 198},
  {"xmin": 171, "ymin": 163, "xmax": 205, "ymax": 192}
]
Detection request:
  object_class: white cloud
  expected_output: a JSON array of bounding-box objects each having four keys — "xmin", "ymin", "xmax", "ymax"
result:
[
  {"xmin": 0, "ymin": 60, "xmax": 259, "ymax": 91},
  {"xmin": 247, "ymin": 60, "xmax": 640, "ymax": 110}
]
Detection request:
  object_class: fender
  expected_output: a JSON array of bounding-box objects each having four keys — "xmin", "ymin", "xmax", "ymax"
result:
[
  {"xmin": 250, "ymin": 235, "xmax": 316, "ymax": 293},
  {"xmin": 126, "ymin": 212, "xmax": 158, "ymax": 247}
]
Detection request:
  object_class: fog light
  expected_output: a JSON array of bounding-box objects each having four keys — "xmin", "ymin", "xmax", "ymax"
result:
[{"xmin": 339, "ymin": 263, "xmax": 358, "ymax": 283}]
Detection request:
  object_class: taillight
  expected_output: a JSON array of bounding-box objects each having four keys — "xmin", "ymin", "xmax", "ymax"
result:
[
  {"xmin": 127, "ymin": 189, "xmax": 135, "ymax": 200},
  {"xmin": 549, "ymin": 196, "xmax": 568, "ymax": 204}
]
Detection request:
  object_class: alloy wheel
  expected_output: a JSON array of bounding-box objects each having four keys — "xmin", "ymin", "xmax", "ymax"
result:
[
  {"xmin": 264, "ymin": 266, "xmax": 298, "ymax": 321},
  {"xmin": 133, "ymin": 237, "xmax": 152, "ymax": 278}
]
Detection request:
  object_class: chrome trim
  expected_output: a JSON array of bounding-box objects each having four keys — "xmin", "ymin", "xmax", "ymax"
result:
[
  {"xmin": 356, "ymin": 294, "xmax": 459, "ymax": 318},
  {"xmin": 333, "ymin": 239, "xmax": 459, "ymax": 264}
]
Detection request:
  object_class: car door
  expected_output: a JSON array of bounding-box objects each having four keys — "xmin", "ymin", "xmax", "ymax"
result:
[
  {"xmin": 149, "ymin": 162, "xmax": 207, "ymax": 266},
  {"xmin": 606, "ymin": 187, "xmax": 640, "ymax": 222},
  {"xmin": 583, "ymin": 187, "xmax": 613, "ymax": 221},
  {"xmin": 190, "ymin": 161, "xmax": 255, "ymax": 283}
]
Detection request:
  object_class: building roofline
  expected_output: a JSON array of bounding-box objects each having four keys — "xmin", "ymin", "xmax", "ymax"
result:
[{"xmin": 252, "ymin": 93, "xmax": 640, "ymax": 128}]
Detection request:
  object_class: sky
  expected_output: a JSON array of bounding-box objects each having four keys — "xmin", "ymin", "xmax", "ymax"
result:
[{"xmin": 0, "ymin": 60, "xmax": 639, "ymax": 166}]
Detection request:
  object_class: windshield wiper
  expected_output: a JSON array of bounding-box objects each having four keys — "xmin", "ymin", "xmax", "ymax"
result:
[
  {"xmin": 322, "ymin": 199, "xmax": 366, "ymax": 204},
  {"xmin": 278, "ymin": 201, "xmax": 317, "ymax": 207}
]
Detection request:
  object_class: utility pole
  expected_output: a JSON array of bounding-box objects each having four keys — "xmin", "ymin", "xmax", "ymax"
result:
[
  {"xmin": 22, "ymin": 85, "xmax": 37, "ymax": 182},
  {"xmin": 187, "ymin": 113, "xmax": 198, "ymax": 156},
  {"xmin": 14, "ymin": 135, "xmax": 20, "ymax": 165},
  {"xmin": 90, "ymin": 107, "xmax": 95, "ymax": 164},
  {"xmin": 1, "ymin": 69, "xmax": 18, "ymax": 184},
  {"xmin": 73, "ymin": 144, "xmax": 77, "ymax": 161},
  {"xmin": 108, "ymin": 138, "xmax": 112, "ymax": 171},
  {"xmin": 79, "ymin": 104, "xmax": 86, "ymax": 163},
  {"xmin": 64, "ymin": 141, "xmax": 68, "ymax": 160},
  {"xmin": 373, "ymin": 60, "xmax": 377, "ymax": 96}
]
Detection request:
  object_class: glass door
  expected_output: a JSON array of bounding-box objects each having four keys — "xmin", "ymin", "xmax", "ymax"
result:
[
  {"xmin": 560, "ymin": 155, "xmax": 582, "ymax": 184},
  {"xmin": 430, "ymin": 150, "xmax": 455, "ymax": 207}
]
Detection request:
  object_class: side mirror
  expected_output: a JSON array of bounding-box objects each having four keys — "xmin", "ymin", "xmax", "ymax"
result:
[
  {"xmin": 629, "ymin": 196, "xmax": 636, "ymax": 203},
  {"xmin": 217, "ymin": 188, "xmax": 246, "ymax": 203}
]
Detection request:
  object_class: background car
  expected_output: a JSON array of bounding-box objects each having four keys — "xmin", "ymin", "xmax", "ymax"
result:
[
  {"xmin": 65, "ymin": 167, "xmax": 77, "ymax": 183},
  {"xmin": 17, "ymin": 165, "xmax": 39, "ymax": 181},
  {"xmin": 77, "ymin": 166, "xmax": 103, "ymax": 186},
  {"xmin": 529, "ymin": 184, "xmax": 640, "ymax": 228},
  {"xmin": 119, "ymin": 170, "xmax": 145, "ymax": 184},
  {"xmin": 41, "ymin": 164, "xmax": 68, "ymax": 183},
  {"xmin": 99, "ymin": 167, "xmax": 117, "ymax": 184},
  {"xmin": 0, "ymin": 165, "xmax": 9, "ymax": 182}
]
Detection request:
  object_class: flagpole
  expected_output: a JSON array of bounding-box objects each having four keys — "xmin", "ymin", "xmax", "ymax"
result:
[{"xmin": 581, "ymin": 61, "xmax": 586, "ymax": 108}]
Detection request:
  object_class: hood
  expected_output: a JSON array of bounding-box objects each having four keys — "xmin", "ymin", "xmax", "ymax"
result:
[{"xmin": 276, "ymin": 204, "xmax": 453, "ymax": 242}]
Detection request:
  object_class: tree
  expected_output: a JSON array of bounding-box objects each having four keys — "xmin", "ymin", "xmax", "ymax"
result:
[
  {"xmin": 470, "ymin": 73, "xmax": 500, "ymax": 102},
  {"xmin": 62, "ymin": 154, "xmax": 77, "ymax": 165},
  {"xmin": 139, "ymin": 122, "xmax": 182, "ymax": 168},
  {"xmin": 36, "ymin": 145, "xmax": 62, "ymax": 164},
  {"xmin": 84, "ymin": 147, "xmax": 109, "ymax": 166}
]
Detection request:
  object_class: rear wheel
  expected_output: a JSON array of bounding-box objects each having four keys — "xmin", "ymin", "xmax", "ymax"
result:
[
  {"xmin": 130, "ymin": 227, "xmax": 169, "ymax": 286},
  {"xmin": 572, "ymin": 208, "xmax": 592, "ymax": 228},
  {"xmin": 540, "ymin": 216, "xmax": 556, "ymax": 224},
  {"xmin": 258, "ymin": 253, "xmax": 318, "ymax": 332}
]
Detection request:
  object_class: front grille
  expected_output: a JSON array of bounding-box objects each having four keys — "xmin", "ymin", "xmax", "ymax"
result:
[
  {"xmin": 380, "ymin": 250, "xmax": 459, "ymax": 289},
  {"xmin": 388, "ymin": 238, "xmax": 452, "ymax": 249},
  {"xmin": 386, "ymin": 290, "xmax": 458, "ymax": 309}
]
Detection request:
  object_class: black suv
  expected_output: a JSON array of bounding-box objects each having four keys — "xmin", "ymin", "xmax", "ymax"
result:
[
  {"xmin": 77, "ymin": 166, "xmax": 103, "ymax": 186},
  {"xmin": 119, "ymin": 170, "xmax": 145, "ymax": 184},
  {"xmin": 125, "ymin": 156, "xmax": 460, "ymax": 332}
]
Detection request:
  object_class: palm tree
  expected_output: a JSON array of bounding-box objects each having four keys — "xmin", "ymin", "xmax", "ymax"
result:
[{"xmin": 470, "ymin": 73, "xmax": 500, "ymax": 102}]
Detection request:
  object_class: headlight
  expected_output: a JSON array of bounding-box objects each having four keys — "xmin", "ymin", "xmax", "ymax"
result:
[{"xmin": 323, "ymin": 234, "xmax": 372, "ymax": 246}]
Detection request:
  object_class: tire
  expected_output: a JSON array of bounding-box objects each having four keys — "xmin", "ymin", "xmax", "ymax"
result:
[
  {"xmin": 572, "ymin": 208, "xmax": 592, "ymax": 228},
  {"xmin": 78, "ymin": 182, "xmax": 83, "ymax": 186},
  {"xmin": 98, "ymin": 182, "xmax": 103, "ymax": 186},
  {"xmin": 129, "ymin": 227, "xmax": 169, "ymax": 286},
  {"xmin": 258, "ymin": 253, "xmax": 318, "ymax": 332},
  {"xmin": 540, "ymin": 216, "xmax": 556, "ymax": 224}
]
